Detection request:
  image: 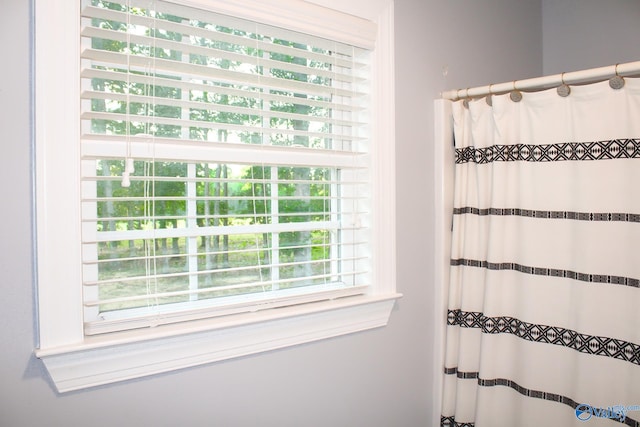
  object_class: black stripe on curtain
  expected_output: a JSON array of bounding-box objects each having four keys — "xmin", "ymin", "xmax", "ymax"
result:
[
  {"xmin": 440, "ymin": 415, "xmax": 474, "ymax": 427},
  {"xmin": 450, "ymin": 258, "xmax": 640, "ymax": 289},
  {"xmin": 453, "ymin": 207, "xmax": 640, "ymax": 223},
  {"xmin": 440, "ymin": 372, "xmax": 640, "ymax": 427}
]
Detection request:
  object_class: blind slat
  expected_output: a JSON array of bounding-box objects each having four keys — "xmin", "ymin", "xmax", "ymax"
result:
[
  {"xmin": 82, "ymin": 174, "xmax": 368, "ymax": 186},
  {"xmin": 83, "ymin": 213, "xmax": 358, "ymax": 224},
  {"xmin": 84, "ymin": 240, "xmax": 369, "ymax": 265},
  {"xmin": 83, "ymin": 195, "xmax": 360, "ymax": 203},
  {"xmin": 85, "ymin": 220, "xmax": 350, "ymax": 243},
  {"xmin": 85, "ymin": 270, "xmax": 368, "ymax": 306},
  {"xmin": 81, "ymin": 111, "xmax": 361, "ymax": 141},
  {"xmin": 80, "ymin": 136, "xmax": 368, "ymax": 167},
  {"xmin": 81, "ymin": 90, "xmax": 363, "ymax": 128},
  {"xmin": 81, "ymin": 48, "xmax": 363, "ymax": 99},
  {"xmin": 81, "ymin": 26, "xmax": 362, "ymax": 85},
  {"xmin": 81, "ymin": 68, "xmax": 363, "ymax": 113},
  {"xmin": 84, "ymin": 255, "xmax": 367, "ymax": 288}
]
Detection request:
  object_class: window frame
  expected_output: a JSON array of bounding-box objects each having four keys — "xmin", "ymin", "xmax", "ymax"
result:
[{"xmin": 34, "ymin": 0, "xmax": 398, "ymax": 393}]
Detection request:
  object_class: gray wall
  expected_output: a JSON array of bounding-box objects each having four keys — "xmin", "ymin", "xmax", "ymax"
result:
[
  {"xmin": 0, "ymin": 0, "xmax": 571, "ymax": 426},
  {"xmin": 395, "ymin": 1, "xmax": 541, "ymax": 425},
  {"xmin": 543, "ymin": 0, "xmax": 640, "ymax": 75}
]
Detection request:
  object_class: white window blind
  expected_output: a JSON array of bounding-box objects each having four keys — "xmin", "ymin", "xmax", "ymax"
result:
[{"xmin": 80, "ymin": 0, "xmax": 372, "ymax": 334}]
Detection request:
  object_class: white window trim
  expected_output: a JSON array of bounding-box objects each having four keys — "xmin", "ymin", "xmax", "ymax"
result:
[{"xmin": 34, "ymin": 0, "xmax": 398, "ymax": 393}]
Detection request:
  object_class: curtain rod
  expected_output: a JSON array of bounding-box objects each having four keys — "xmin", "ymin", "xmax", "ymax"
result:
[{"xmin": 441, "ymin": 60, "xmax": 640, "ymax": 100}]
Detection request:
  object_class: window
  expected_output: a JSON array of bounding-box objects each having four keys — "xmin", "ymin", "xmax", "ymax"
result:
[{"xmin": 35, "ymin": 0, "xmax": 397, "ymax": 393}]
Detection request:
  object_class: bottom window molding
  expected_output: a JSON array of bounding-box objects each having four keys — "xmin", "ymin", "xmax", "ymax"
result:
[{"xmin": 35, "ymin": 293, "xmax": 401, "ymax": 393}]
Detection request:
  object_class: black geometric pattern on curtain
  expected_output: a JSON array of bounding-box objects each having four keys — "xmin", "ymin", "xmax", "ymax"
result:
[
  {"xmin": 455, "ymin": 138, "xmax": 640, "ymax": 164},
  {"xmin": 447, "ymin": 309, "xmax": 640, "ymax": 365},
  {"xmin": 441, "ymin": 415, "xmax": 475, "ymax": 427},
  {"xmin": 450, "ymin": 258, "xmax": 640, "ymax": 289},
  {"xmin": 453, "ymin": 207, "xmax": 640, "ymax": 223},
  {"xmin": 440, "ymin": 376, "xmax": 640, "ymax": 427}
]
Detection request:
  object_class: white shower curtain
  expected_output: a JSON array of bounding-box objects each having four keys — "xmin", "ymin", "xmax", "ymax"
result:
[{"xmin": 440, "ymin": 77, "xmax": 640, "ymax": 427}]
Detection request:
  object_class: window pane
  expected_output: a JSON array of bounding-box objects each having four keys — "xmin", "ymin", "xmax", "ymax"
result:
[
  {"xmin": 80, "ymin": 0, "xmax": 369, "ymax": 331},
  {"xmin": 83, "ymin": 161, "xmax": 350, "ymax": 314}
]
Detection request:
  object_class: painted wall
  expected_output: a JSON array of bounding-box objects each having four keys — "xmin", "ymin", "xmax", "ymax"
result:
[
  {"xmin": 543, "ymin": 0, "xmax": 640, "ymax": 75},
  {"xmin": 0, "ymin": 1, "xmax": 542, "ymax": 426},
  {"xmin": 394, "ymin": 1, "xmax": 542, "ymax": 425}
]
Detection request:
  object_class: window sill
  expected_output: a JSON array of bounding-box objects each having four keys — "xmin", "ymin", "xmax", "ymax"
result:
[{"xmin": 35, "ymin": 293, "xmax": 401, "ymax": 393}]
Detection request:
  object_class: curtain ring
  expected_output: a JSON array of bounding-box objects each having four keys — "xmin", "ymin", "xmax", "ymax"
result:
[
  {"xmin": 463, "ymin": 88, "xmax": 470, "ymax": 108},
  {"xmin": 610, "ymin": 63, "xmax": 625, "ymax": 90},
  {"xmin": 557, "ymin": 72, "xmax": 571, "ymax": 97},
  {"xmin": 510, "ymin": 80, "xmax": 522, "ymax": 102}
]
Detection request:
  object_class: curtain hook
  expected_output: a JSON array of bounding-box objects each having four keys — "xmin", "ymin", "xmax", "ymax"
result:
[
  {"xmin": 510, "ymin": 80, "xmax": 522, "ymax": 102},
  {"xmin": 609, "ymin": 63, "xmax": 625, "ymax": 90},
  {"xmin": 557, "ymin": 72, "xmax": 571, "ymax": 97},
  {"xmin": 486, "ymin": 84, "xmax": 493, "ymax": 106},
  {"xmin": 463, "ymin": 88, "xmax": 470, "ymax": 108}
]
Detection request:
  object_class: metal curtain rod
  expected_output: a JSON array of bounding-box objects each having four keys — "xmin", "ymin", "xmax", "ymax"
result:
[{"xmin": 441, "ymin": 60, "xmax": 640, "ymax": 100}]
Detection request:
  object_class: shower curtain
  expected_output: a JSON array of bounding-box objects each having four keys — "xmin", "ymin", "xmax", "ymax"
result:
[{"xmin": 440, "ymin": 77, "xmax": 640, "ymax": 427}]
